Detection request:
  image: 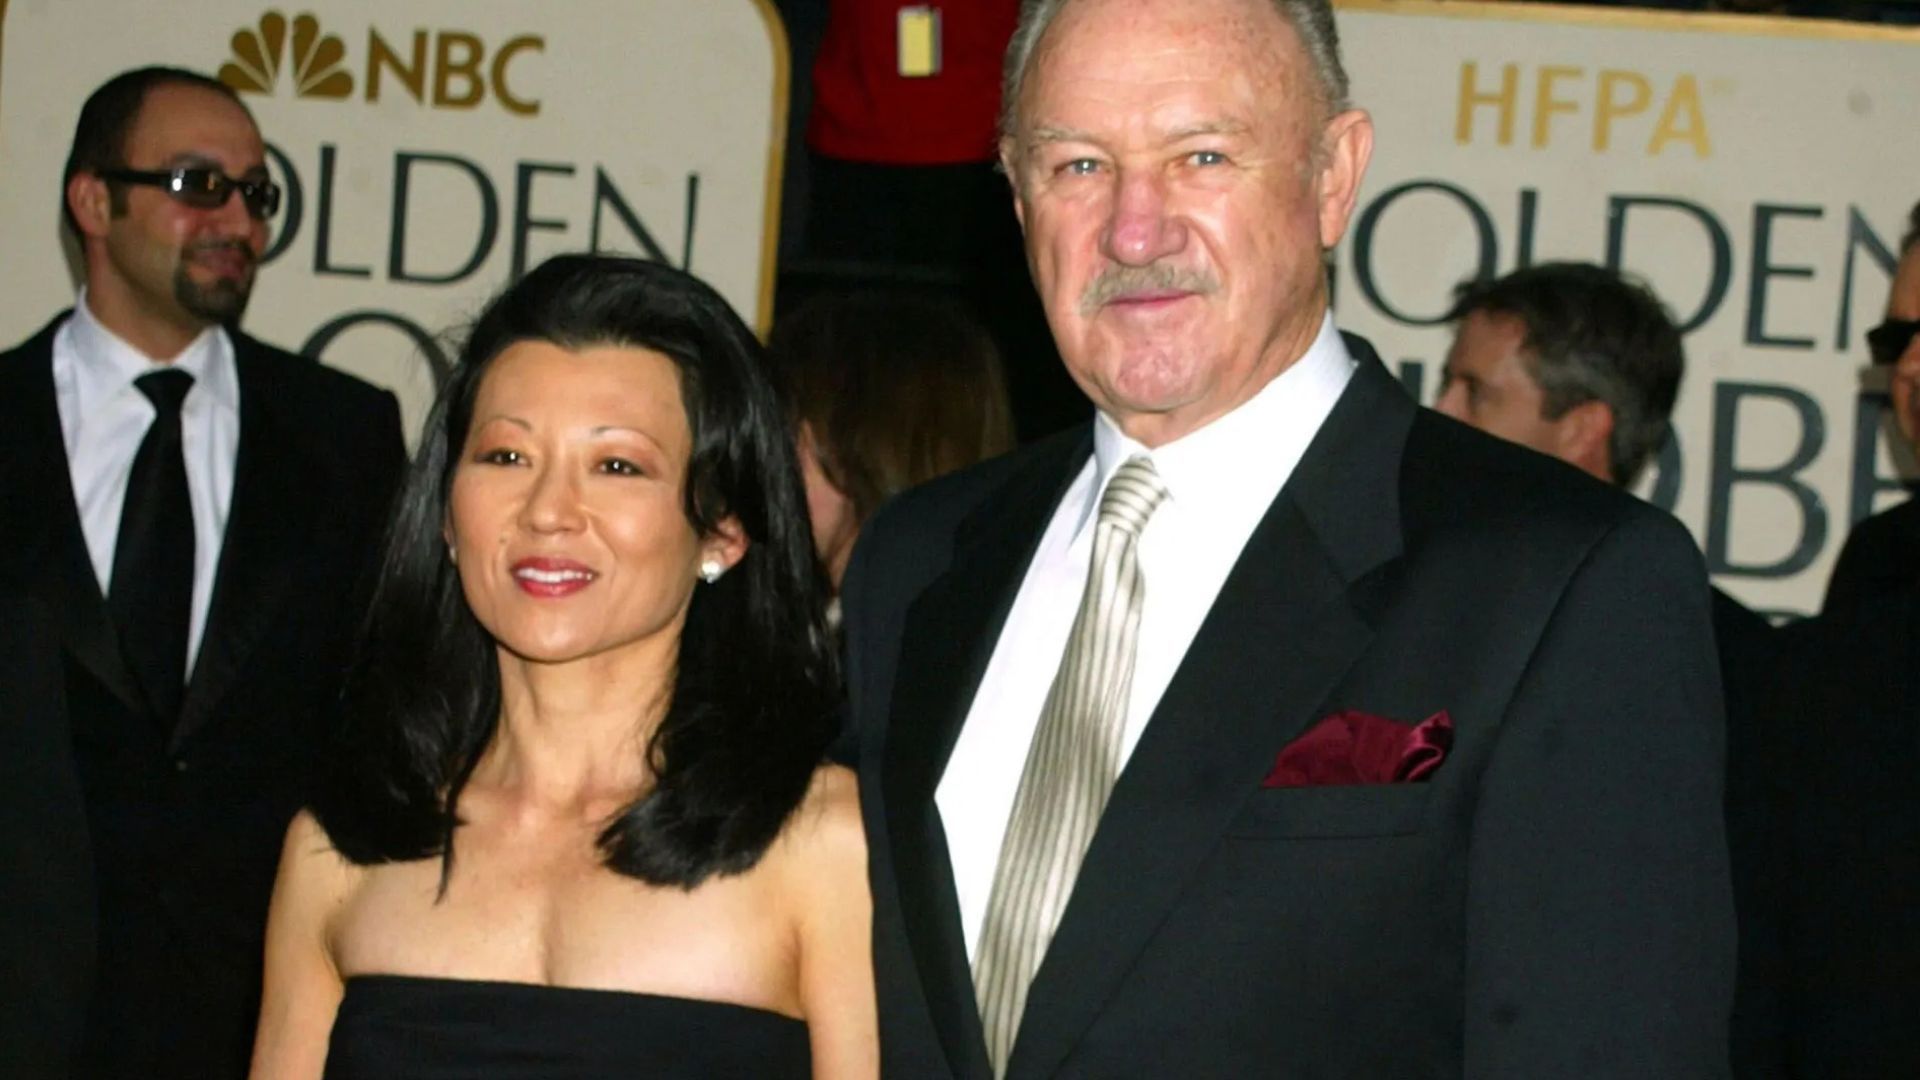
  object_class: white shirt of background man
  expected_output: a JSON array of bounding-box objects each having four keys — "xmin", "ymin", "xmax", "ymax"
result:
[{"xmin": 53, "ymin": 288, "xmax": 240, "ymax": 675}]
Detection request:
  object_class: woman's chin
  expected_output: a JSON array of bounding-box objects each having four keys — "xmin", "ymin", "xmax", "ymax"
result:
[{"xmin": 495, "ymin": 634, "xmax": 600, "ymax": 668}]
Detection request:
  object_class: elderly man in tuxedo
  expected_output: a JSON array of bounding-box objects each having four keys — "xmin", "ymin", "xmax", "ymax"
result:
[
  {"xmin": 0, "ymin": 67, "xmax": 403, "ymax": 1078},
  {"xmin": 840, "ymin": 1, "xmax": 1735, "ymax": 1077}
]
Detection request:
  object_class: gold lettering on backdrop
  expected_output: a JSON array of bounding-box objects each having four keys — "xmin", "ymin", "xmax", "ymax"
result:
[
  {"xmin": 1650, "ymin": 75, "xmax": 1712, "ymax": 158},
  {"xmin": 1593, "ymin": 69, "xmax": 1651, "ymax": 153},
  {"xmin": 366, "ymin": 29, "xmax": 427, "ymax": 103},
  {"xmin": 1455, "ymin": 61, "xmax": 1519, "ymax": 146},
  {"xmin": 433, "ymin": 31, "xmax": 487, "ymax": 108},
  {"xmin": 1531, "ymin": 65, "xmax": 1584, "ymax": 149},
  {"xmin": 225, "ymin": 17, "xmax": 546, "ymax": 113},
  {"xmin": 1453, "ymin": 61, "xmax": 1713, "ymax": 159},
  {"xmin": 492, "ymin": 36, "xmax": 543, "ymax": 116}
]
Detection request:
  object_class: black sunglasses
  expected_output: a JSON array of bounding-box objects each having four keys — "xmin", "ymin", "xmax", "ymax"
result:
[
  {"xmin": 99, "ymin": 166, "xmax": 281, "ymax": 220},
  {"xmin": 1867, "ymin": 318, "xmax": 1920, "ymax": 366}
]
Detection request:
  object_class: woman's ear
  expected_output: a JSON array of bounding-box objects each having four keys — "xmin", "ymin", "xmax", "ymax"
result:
[{"xmin": 697, "ymin": 516, "xmax": 750, "ymax": 582}]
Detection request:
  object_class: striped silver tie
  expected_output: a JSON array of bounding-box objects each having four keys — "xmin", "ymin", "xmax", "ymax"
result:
[{"xmin": 973, "ymin": 454, "xmax": 1171, "ymax": 1076}]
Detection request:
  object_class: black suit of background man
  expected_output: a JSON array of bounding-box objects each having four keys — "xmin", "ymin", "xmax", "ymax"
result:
[
  {"xmin": 1743, "ymin": 199, "xmax": 1920, "ymax": 1078},
  {"xmin": 1750, "ymin": 579, "xmax": 1920, "ymax": 1078},
  {"xmin": 0, "ymin": 66, "xmax": 405, "ymax": 1079},
  {"xmin": 0, "ymin": 319, "xmax": 404, "ymax": 1077}
]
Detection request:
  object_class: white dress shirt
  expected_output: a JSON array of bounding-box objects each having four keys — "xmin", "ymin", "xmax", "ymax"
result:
[
  {"xmin": 935, "ymin": 313, "xmax": 1357, "ymax": 962},
  {"xmin": 53, "ymin": 290, "xmax": 241, "ymax": 674}
]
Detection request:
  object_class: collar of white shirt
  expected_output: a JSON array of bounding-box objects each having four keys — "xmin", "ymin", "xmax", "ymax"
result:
[
  {"xmin": 67, "ymin": 287, "xmax": 238, "ymax": 424},
  {"xmin": 1076, "ymin": 311, "xmax": 1358, "ymax": 548}
]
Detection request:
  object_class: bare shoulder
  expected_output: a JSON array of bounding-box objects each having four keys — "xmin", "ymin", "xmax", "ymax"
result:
[
  {"xmin": 283, "ymin": 808, "xmax": 348, "ymax": 868},
  {"xmin": 276, "ymin": 809, "xmax": 364, "ymax": 921},
  {"xmin": 776, "ymin": 765, "xmax": 867, "ymax": 876},
  {"xmin": 785, "ymin": 766, "xmax": 878, "ymax": 1078}
]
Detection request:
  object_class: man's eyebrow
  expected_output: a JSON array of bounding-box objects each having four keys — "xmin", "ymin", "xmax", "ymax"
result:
[
  {"xmin": 1024, "ymin": 120, "xmax": 1251, "ymax": 148},
  {"xmin": 163, "ymin": 151, "xmax": 268, "ymax": 176},
  {"xmin": 1165, "ymin": 120, "xmax": 1251, "ymax": 141},
  {"xmin": 1027, "ymin": 125, "xmax": 1097, "ymax": 146}
]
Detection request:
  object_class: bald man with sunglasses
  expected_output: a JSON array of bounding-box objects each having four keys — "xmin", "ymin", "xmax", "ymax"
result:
[
  {"xmin": 0, "ymin": 66, "xmax": 403, "ymax": 1079},
  {"xmin": 1741, "ymin": 199, "xmax": 1920, "ymax": 1075},
  {"xmin": 1824, "ymin": 200, "xmax": 1920, "ymax": 612}
]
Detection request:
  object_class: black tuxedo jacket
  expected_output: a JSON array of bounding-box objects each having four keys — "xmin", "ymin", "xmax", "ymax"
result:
[
  {"xmin": 842, "ymin": 342, "xmax": 1735, "ymax": 1079},
  {"xmin": 1822, "ymin": 496, "xmax": 1920, "ymax": 613},
  {"xmin": 1711, "ymin": 587, "xmax": 1788, "ymax": 1077},
  {"xmin": 0, "ymin": 596, "xmax": 93, "ymax": 1077},
  {"xmin": 1752, "ymin": 587, "xmax": 1920, "ymax": 1077},
  {"xmin": 0, "ymin": 314, "xmax": 404, "ymax": 1078}
]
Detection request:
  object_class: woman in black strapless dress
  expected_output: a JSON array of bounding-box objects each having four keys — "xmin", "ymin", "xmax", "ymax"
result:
[{"xmin": 248, "ymin": 256, "xmax": 875, "ymax": 1079}]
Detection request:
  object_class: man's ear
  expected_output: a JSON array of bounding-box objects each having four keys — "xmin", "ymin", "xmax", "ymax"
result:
[
  {"xmin": 1316, "ymin": 108, "xmax": 1374, "ymax": 251},
  {"xmin": 66, "ymin": 172, "xmax": 113, "ymax": 242},
  {"xmin": 999, "ymin": 137, "xmax": 1027, "ymax": 230},
  {"xmin": 1554, "ymin": 399, "xmax": 1617, "ymax": 484}
]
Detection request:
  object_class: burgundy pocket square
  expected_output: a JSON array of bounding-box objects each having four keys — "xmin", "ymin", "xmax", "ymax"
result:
[{"xmin": 1262, "ymin": 709, "xmax": 1454, "ymax": 788}]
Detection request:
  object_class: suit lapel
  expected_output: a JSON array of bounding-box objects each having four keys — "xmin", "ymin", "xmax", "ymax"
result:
[
  {"xmin": 1008, "ymin": 353, "xmax": 1416, "ymax": 1079},
  {"xmin": 0, "ymin": 318, "xmax": 147, "ymax": 716},
  {"xmin": 174, "ymin": 338, "xmax": 314, "ymax": 745},
  {"xmin": 884, "ymin": 431, "xmax": 1092, "ymax": 1080}
]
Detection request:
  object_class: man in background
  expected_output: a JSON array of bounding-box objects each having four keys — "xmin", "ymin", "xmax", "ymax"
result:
[
  {"xmin": 1824, "ymin": 201, "xmax": 1920, "ymax": 610},
  {"xmin": 1755, "ymin": 200, "xmax": 1920, "ymax": 1077},
  {"xmin": 0, "ymin": 66, "xmax": 404, "ymax": 1078},
  {"xmin": 1434, "ymin": 260, "xmax": 1773, "ymax": 657},
  {"xmin": 1433, "ymin": 260, "xmax": 1780, "ymax": 1074}
]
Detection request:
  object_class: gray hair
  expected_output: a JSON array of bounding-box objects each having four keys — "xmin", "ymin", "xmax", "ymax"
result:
[{"xmin": 999, "ymin": 0, "xmax": 1352, "ymax": 140}]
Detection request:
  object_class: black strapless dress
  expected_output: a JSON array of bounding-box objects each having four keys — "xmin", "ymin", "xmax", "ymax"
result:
[{"xmin": 323, "ymin": 974, "xmax": 812, "ymax": 1079}]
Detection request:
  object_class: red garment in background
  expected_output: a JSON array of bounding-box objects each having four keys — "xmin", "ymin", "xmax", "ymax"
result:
[{"xmin": 807, "ymin": 0, "xmax": 1021, "ymax": 165}]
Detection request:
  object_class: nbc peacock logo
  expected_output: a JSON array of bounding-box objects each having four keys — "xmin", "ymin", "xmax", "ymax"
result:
[{"xmin": 218, "ymin": 11, "xmax": 354, "ymax": 99}]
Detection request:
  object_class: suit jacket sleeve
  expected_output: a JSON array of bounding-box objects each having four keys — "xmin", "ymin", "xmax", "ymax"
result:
[
  {"xmin": 1464, "ymin": 508, "xmax": 1735, "ymax": 1078},
  {"xmin": 0, "ymin": 596, "xmax": 94, "ymax": 1077}
]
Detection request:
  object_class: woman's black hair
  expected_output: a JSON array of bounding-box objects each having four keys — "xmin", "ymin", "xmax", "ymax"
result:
[{"xmin": 311, "ymin": 253, "xmax": 838, "ymax": 889}]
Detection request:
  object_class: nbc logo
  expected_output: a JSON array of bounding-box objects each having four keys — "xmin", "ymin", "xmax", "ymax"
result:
[
  {"xmin": 219, "ymin": 12, "xmax": 353, "ymax": 99},
  {"xmin": 214, "ymin": 10, "xmax": 543, "ymax": 114}
]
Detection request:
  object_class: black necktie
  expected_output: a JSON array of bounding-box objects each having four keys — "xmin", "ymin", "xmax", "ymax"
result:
[{"xmin": 110, "ymin": 368, "xmax": 196, "ymax": 725}]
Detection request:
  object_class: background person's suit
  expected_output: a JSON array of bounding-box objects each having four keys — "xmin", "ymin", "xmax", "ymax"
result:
[
  {"xmin": 1753, "ymin": 580, "xmax": 1920, "ymax": 1077},
  {"xmin": 1822, "ymin": 496, "xmax": 1920, "ymax": 613},
  {"xmin": 0, "ymin": 595, "xmax": 94, "ymax": 1079},
  {"xmin": 842, "ymin": 340, "xmax": 1736, "ymax": 1079},
  {"xmin": 0, "ymin": 314, "xmax": 405, "ymax": 1078}
]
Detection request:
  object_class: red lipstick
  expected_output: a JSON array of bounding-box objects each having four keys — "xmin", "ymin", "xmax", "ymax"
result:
[{"xmin": 510, "ymin": 556, "xmax": 597, "ymax": 598}]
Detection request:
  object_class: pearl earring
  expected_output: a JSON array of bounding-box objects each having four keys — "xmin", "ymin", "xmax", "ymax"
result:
[{"xmin": 698, "ymin": 557, "xmax": 724, "ymax": 583}]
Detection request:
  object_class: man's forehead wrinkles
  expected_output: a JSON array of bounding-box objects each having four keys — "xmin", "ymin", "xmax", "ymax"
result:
[
  {"xmin": 1167, "ymin": 119, "xmax": 1251, "ymax": 139},
  {"xmin": 1024, "ymin": 106, "xmax": 1258, "ymax": 148}
]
